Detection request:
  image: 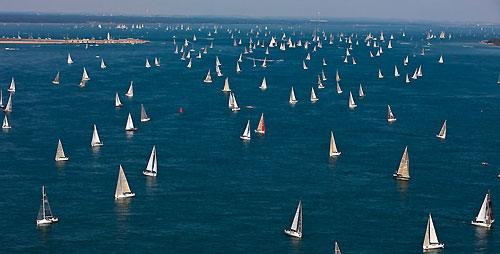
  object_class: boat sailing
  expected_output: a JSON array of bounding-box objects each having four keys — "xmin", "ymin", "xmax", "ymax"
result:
[
  {"xmin": 36, "ymin": 186, "xmax": 59, "ymax": 226},
  {"xmin": 240, "ymin": 120, "xmax": 251, "ymax": 140},
  {"xmin": 436, "ymin": 120, "xmax": 446, "ymax": 139},
  {"xmin": 329, "ymin": 131, "xmax": 341, "ymax": 156},
  {"xmin": 115, "ymin": 165, "xmax": 136, "ymax": 199},
  {"xmin": 141, "ymin": 104, "xmax": 150, "ymax": 122},
  {"xmin": 255, "ymin": 113, "xmax": 265, "ymax": 134},
  {"xmin": 393, "ymin": 146, "xmax": 409, "ymax": 180},
  {"xmin": 471, "ymin": 190, "xmax": 495, "ymax": 228},
  {"xmin": 91, "ymin": 124, "xmax": 103, "ymax": 147},
  {"xmin": 55, "ymin": 139, "xmax": 69, "ymax": 161},
  {"xmin": 284, "ymin": 200, "xmax": 303, "ymax": 238},
  {"xmin": 125, "ymin": 113, "xmax": 138, "ymax": 131},
  {"xmin": 422, "ymin": 213, "xmax": 445, "ymax": 250}
]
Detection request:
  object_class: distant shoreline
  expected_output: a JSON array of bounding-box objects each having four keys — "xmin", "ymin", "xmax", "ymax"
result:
[{"xmin": 480, "ymin": 38, "xmax": 500, "ymax": 47}]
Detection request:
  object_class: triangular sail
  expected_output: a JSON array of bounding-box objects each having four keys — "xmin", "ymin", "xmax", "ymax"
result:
[
  {"xmin": 290, "ymin": 200, "xmax": 301, "ymax": 232},
  {"xmin": 125, "ymin": 113, "xmax": 135, "ymax": 130},
  {"xmin": 397, "ymin": 146, "xmax": 410, "ymax": 178},
  {"xmin": 141, "ymin": 104, "xmax": 150, "ymax": 121},
  {"xmin": 115, "ymin": 165, "xmax": 132, "ymax": 198},
  {"xmin": 91, "ymin": 124, "xmax": 102, "ymax": 146},
  {"xmin": 437, "ymin": 120, "xmax": 446, "ymax": 138},
  {"xmin": 222, "ymin": 77, "xmax": 231, "ymax": 92},
  {"xmin": 126, "ymin": 81, "xmax": 133, "ymax": 97},
  {"xmin": 53, "ymin": 72, "xmax": 60, "ymax": 84},
  {"xmin": 359, "ymin": 84, "xmax": 365, "ymax": 97},
  {"xmin": 348, "ymin": 91, "xmax": 356, "ymax": 108},
  {"xmin": 394, "ymin": 65, "xmax": 400, "ymax": 77},
  {"xmin": 82, "ymin": 67, "xmax": 90, "ymax": 81},
  {"xmin": 388, "ymin": 105, "xmax": 396, "ymax": 121},
  {"xmin": 55, "ymin": 139, "xmax": 66, "ymax": 160},
  {"xmin": 101, "ymin": 59, "xmax": 106, "ymax": 69},
  {"xmin": 145, "ymin": 146, "xmax": 157, "ymax": 173},
  {"xmin": 115, "ymin": 92, "xmax": 122, "ymax": 107},
  {"xmin": 475, "ymin": 191, "xmax": 494, "ymax": 224},
  {"xmin": 67, "ymin": 53, "xmax": 73, "ymax": 64},
  {"xmin": 260, "ymin": 77, "xmax": 267, "ymax": 90},
  {"xmin": 256, "ymin": 113, "xmax": 265, "ymax": 132},
  {"xmin": 289, "ymin": 87, "xmax": 297, "ymax": 103},
  {"xmin": 329, "ymin": 131, "xmax": 339, "ymax": 156},
  {"xmin": 242, "ymin": 120, "xmax": 251, "ymax": 138},
  {"xmin": 37, "ymin": 186, "xmax": 54, "ymax": 220},
  {"xmin": 335, "ymin": 242, "xmax": 341, "ymax": 254},
  {"xmin": 310, "ymin": 87, "xmax": 318, "ymax": 101},
  {"xmin": 8, "ymin": 77, "xmax": 15, "ymax": 92},
  {"xmin": 2, "ymin": 115, "xmax": 10, "ymax": 128},
  {"xmin": 4, "ymin": 93, "xmax": 12, "ymax": 112}
]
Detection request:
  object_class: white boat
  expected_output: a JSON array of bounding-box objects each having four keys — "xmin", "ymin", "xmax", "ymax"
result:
[
  {"xmin": 8, "ymin": 77, "xmax": 15, "ymax": 92},
  {"xmin": 388, "ymin": 40, "xmax": 392, "ymax": 49},
  {"xmin": 2, "ymin": 115, "xmax": 11, "ymax": 129},
  {"xmin": 143, "ymin": 146, "xmax": 158, "ymax": 177},
  {"xmin": 255, "ymin": 113, "xmax": 265, "ymax": 134},
  {"xmin": 310, "ymin": 87, "xmax": 319, "ymax": 102},
  {"xmin": 82, "ymin": 67, "xmax": 90, "ymax": 81},
  {"xmin": 125, "ymin": 81, "xmax": 134, "ymax": 97},
  {"xmin": 346, "ymin": 48, "xmax": 350, "ymax": 56},
  {"xmin": 231, "ymin": 93, "xmax": 240, "ymax": 111},
  {"xmin": 317, "ymin": 75, "xmax": 325, "ymax": 89},
  {"xmin": 187, "ymin": 58, "xmax": 192, "ymax": 68},
  {"xmin": 67, "ymin": 53, "xmax": 73, "ymax": 64},
  {"xmin": 417, "ymin": 65, "xmax": 423, "ymax": 77},
  {"xmin": 348, "ymin": 91, "xmax": 357, "ymax": 109},
  {"xmin": 91, "ymin": 124, "xmax": 103, "ymax": 147},
  {"xmin": 370, "ymin": 51, "xmax": 374, "ymax": 58},
  {"xmin": 240, "ymin": 120, "xmax": 251, "ymax": 140},
  {"xmin": 394, "ymin": 65, "xmax": 400, "ymax": 77},
  {"xmin": 289, "ymin": 87, "xmax": 298, "ymax": 104},
  {"xmin": 216, "ymin": 56, "xmax": 221, "ymax": 66},
  {"xmin": 54, "ymin": 139, "xmax": 69, "ymax": 161},
  {"xmin": 352, "ymin": 57, "xmax": 357, "ymax": 65},
  {"xmin": 378, "ymin": 69, "xmax": 384, "ymax": 79},
  {"xmin": 0, "ymin": 89, "xmax": 3, "ymax": 108},
  {"xmin": 52, "ymin": 72, "xmax": 60, "ymax": 85},
  {"xmin": 321, "ymin": 70, "xmax": 327, "ymax": 81},
  {"xmin": 337, "ymin": 82, "xmax": 343, "ymax": 94},
  {"xmin": 359, "ymin": 84, "xmax": 365, "ymax": 98},
  {"xmin": 404, "ymin": 56, "xmax": 409, "ymax": 66},
  {"xmin": 222, "ymin": 77, "xmax": 231, "ymax": 92},
  {"xmin": 238, "ymin": 53, "xmax": 243, "ymax": 62},
  {"xmin": 322, "ymin": 58, "xmax": 327, "ymax": 66},
  {"xmin": 284, "ymin": 200, "xmax": 302, "ymax": 238},
  {"xmin": 343, "ymin": 56, "xmax": 348, "ymax": 63},
  {"xmin": 125, "ymin": 113, "xmax": 137, "ymax": 131},
  {"xmin": 423, "ymin": 213, "xmax": 445, "ymax": 250},
  {"xmin": 438, "ymin": 55, "xmax": 444, "ymax": 64},
  {"xmin": 216, "ymin": 65, "xmax": 223, "ymax": 77},
  {"xmin": 145, "ymin": 58, "xmax": 151, "ymax": 68},
  {"xmin": 36, "ymin": 186, "xmax": 59, "ymax": 226},
  {"xmin": 393, "ymin": 146, "xmax": 410, "ymax": 180},
  {"xmin": 329, "ymin": 131, "xmax": 341, "ymax": 156},
  {"xmin": 155, "ymin": 57, "xmax": 160, "ymax": 67},
  {"xmin": 387, "ymin": 105, "xmax": 397, "ymax": 122},
  {"xmin": 303, "ymin": 61, "xmax": 308, "ymax": 70},
  {"xmin": 334, "ymin": 242, "xmax": 341, "ymax": 254},
  {"xmin": 100, "ymin": 58, "xmax": 106, "ymax": 69},
  {"xmin": 262, "ymin": 58, "xmax": 267, "ymax": 68},
  {"xmin": 412, "ymin": 68, "xmax": 418, "ymax": 80},
  {"xmin": 259, "ymin": 77, "xmax": 267, "ymax": 90},
  {"xmin": 196, "ymin": 52, "xmax": 202, "ymax": 59},
  {"xmin": 497, "ymin": 74, "xmax": 500, "ymax": 84},
  {"xmin": 236, "ymin": 62, "xmax": 242, "ymax": 73},
  {"xmin": 3, "ymin": 93, "xmax": 12, "ymax": 113},
  {"xmin": 305, "ymin": 53, "xmax": 311, "ymax": 60},
  {"xmin": 140, "ymin": 104, "xmax": 151, "ymax": 122},
  {"xmin": 471, "ymin": 190, "xmax": 495, "ymax": 228},
  {"xmin": 204, "ymin": 70, "xmax": 212, "ymax": 83},
  {"xmin": 115, "ymin": 92, "xmax": 123, "ymax": 107},
  {"xmin": 436, "ymin": 120, "xmax": 446, "ymax": 139},
  {"xmin": 336, "ymin": 70, "xmax": 341, "ymax": 82},
  {"xmin": 406, "ymin": 74, "xmax": 410, "ymax": 83},
  {"xmin": 115, "ymin": 165, "xmax": 136, "ymax": 199}
]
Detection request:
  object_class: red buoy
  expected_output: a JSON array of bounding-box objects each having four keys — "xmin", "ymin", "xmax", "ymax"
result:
[{"xmin": 179, "ymin": 107, "xmax": 183, "ymax": 113}]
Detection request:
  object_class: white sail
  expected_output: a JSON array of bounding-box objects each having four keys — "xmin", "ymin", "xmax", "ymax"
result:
[
  {"xmin": 228, "ymin": 92, "xmax": 235, "ymax": 108},
  {"xmin": 238, "ymin": 53, "xmax": 243, "ymax": 62},
  {"xmin": 91, "ymin": 124, "xmax": 103, "ymax": 146},
  {"xmin": 262, "ymin": 57, "xmax": 267, "ymax": 68},
  {"xmin": 67, "ymin": 53, "xmax": 73, "ymax": 64},
  {"xmin": 125, "ymin": 81, "xmax": 134, "ymax": 97},
  {"xmin": 406, "ymin": 74, "xmax": 410, "ymax": 83},
  {"xmin": 321, "ymin": 70, "xmax": 327, "ymax": 81},
  {"xmin": 204, "ymin": 70, "xmax": 212, "ymax": 83},
  {"xmin": 336, "ymin": 70, "xmax": 341, "ymax": 82},
  {"xmin": 378, "ymin": 69, "xmax": 384, "ymax": 79},
  {"xmin": 329, "ymin": 131, "xmax": 341, "ymax": 156},
  {"xmin": 8, "ymin": 77, "xmax": 15, "ymax": 92},
  {"xmin": 394, "ymin": 65, "xmax": 400, "ymax": 77},
  {"xmin": 236, "ymin": 62, "xmax": 241, "ymax": 73},
  {"xmin": 335, "ymin": 242, "xmax": 341, "ymax": 254},
  {"xmin": 55, "ymin": 139, "xmax": 68, "ymax": 161},
  {"xmin": 36, "ymin": 186, "xmax": 58, "ymax": 225},
  {"xmin": 436, "ymin": 120, "xmax": 446, "ymax": 139},
  {"xmin": 100, "ymin": 59, "xmax": 106, "ymax": 69},
  {"xmin": 125, "ymin": 113, "xmax": 136, "ymax": 131},
  {"xmin": 289, "ymin": 87, "xmax": 297, "ymax": 104},
  {"xmin": 394, "ymin": 146, "xmax": 410, "ymax": 179},
  {"xmin": 284, "ymin": 200, "xmax": 302, "ymax": 238},
  {"xmin": 222, "ymin": 77, "xmax": 231, "ymax": 92},
  {"xmin": 255, "ymin": 113, "xmax": 265, "ymax": 134},
  {"xmin": 348, "ymin": 91, "xmax": 357, "ymax": 109},
  {"xmin": 323, "ymin": 58, "xmax": 327, "ymax": 66},
  {"xmin": 303, "ymin": 61, "xmax": 308, "ymax": 70},
  {"xmin": 232, "ymin": 93, "xmax": 240, "ymax": 111},
  {"xmin": 336, "ymin": 82, "xmax": 343, "ymax": 94},
  {"xmin": 388, "ymin": 40, "xmax": 392, "ymax": 49},
  {"xmin": 259, "ymin": 77, "xmax": 267, "ymax": 90},
  {"xmin": 141, "ymin": 104, "xmax": 150, "ymax": 122},
  {"xmin": 310, "ymin": 87, "xmax": 318, "ymax": 102},
  {"xmin": 115, "ymin": 165, "xmax": 135, "ymax": 199},
  {"xmin": 145, "ymin": 58, "xmax": 151, "ymax": 68},
  {"xmin": 115, "ymin": 92, "xmax": 123, "ymax": 107},
  {"xmin": 2, "ymin": 115, "xmax": 11, "ymax": 129},
  {"xmin": 53, "ymin": 72, "xmax": 60, "ymax": 85},
  {"xmin": 359, "ymin": 84, "xmax": 365, "ymax": 97},
  {"xmin": 82, "ymin": 67, "xmax": 90, "ymax": 81},
  {"xmin": 4, "ymin": 93, "xmax": 12, "ymax": 113},
  {"xmin": 418, "ymin": 65, "xmax": 423, "ymax": 77},
  {"xmin": 423, "ymin": 213, "xmax": 445, "ymax": 249},
  {"xmin": 143, "ymin": 146, "xmax": 158, "ymax": 176},
  {"xmin": 412, "ymin": 68, "xmax": 418, "ymax": 80},
  {"xmin": 240, "ymin": 120, "xmax": 251, "ymax": 140},
  {"xmin": 187, "ymin": 58, "xmax": 192, "ymax": 68},
  {"xmin": 438, "ymin": 55, "xmax": 443, "ymax": 64},
  {"xmin": 291, "ymin": 201, "xmax": 301, "ymax": 231},
  {"xmin": 404, "ymin": 56, "xmax": 409, "ymax": 66},
  {"xmin": 387, "ymin": 105, "xmax": 397, "ymax": 122}
]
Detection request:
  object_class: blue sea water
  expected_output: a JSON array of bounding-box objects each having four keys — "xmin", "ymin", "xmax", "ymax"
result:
[{"xmin": 0, "ymin": 21, "xmax": 500, "ymax": 253}]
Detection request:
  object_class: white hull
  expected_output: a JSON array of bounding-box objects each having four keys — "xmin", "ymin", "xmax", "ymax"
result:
[
  {"xmin": 349, "ymin": 105, "xmax": 357, "ymax": 109},
  {"xmin": 91, "ymin": 142, "xmax": 103, "ymax": 147},
  {"xmin": 471, "ymin": 221, "xmax": 493, "ymax": 228},
  {"xmin": 141, "ymin": 118, "xmax": 151, "ymax": 122},
  {"xmin": 388, "ymin": 119, "xmax": 397, "ymax": 122},
  {"xmin": 254, "ymin": 130, "xmax": 265, "ymax": 134},
  {"xmin": 330, "ymin": 152, "xmax": 341, "ymax": 157},
  {"xmin": 289, "ymin": 101, "xmax": 297, "ymax": 104},
  {"xmin": 284, "ymin": 229, "xmax": 302, "ymax": 238},
  {"xmin": 231, "ymin": 107, "xmax": 241, "ymax": 112},
  {"xmin": 393, "ymin": 173, "xmax": 409, "ymax": 181},
  {"xmin": 115, "ymin": 192, "xmax": 136, "ymax": 199},
  {"xmin": 240, "ymin": 136, "xmax": 251, "ymax": 141},
  {"xmin": 37, "ymin": 218, "xmax": 58, "ymax": 226},
  {"xmin": 423, "ymin": 243, "xmax": 445, "ymax": 250},
  {"xmin": 436, "ymin": 135, "xmax": 445, "ymax": 139},
  {"xmin": 3, "ymin": 126, "xmax": 12, "ymax": 129},
  {"xmin": 142, "ymin": 171, "xmax": 157, "ymax": 177},
  {"xmin": 55, "ymin": 157, "xmax": 69, "ymax": 161}
]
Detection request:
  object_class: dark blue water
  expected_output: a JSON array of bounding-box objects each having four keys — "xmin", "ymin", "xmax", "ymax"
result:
[{"xmin": 0, "ymin": 22, "xmax": 500, "ymax": 253}]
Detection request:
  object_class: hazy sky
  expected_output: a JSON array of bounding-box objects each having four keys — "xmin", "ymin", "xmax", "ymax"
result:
[{"xmin": 2, "ymin": 0, "xmax": 500, "ymax": 23}]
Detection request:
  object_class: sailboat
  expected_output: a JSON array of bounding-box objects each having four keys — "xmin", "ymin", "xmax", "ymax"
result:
[
  {"xmin": 378, "ymin": 69, "xmax": 384, "ymax": 79},
  {"xmin": 370, "ymin": 51, "xmax": 374, "ymax": 58},
  {"xmin": 2, "ymin": 115, "xmax": 11, "ymax": 129},
  {"xmin": 204, "ymin": 70, "xmax": 212, "ymax": 83},
  {"xmin": 229, "ymin": 93, "xmax": 240, "ymax": 111},
  {"xmin": 417, "ymin": 65, "xmax": 423, "ymax": 77},
  {"xmin": 317, "ymin": 75, "xmax": 325, "ymax": 89},
  {"xmin": 336, "ymin": 82, "xmax": 343, "ymax": 94},
  {"xmin": 352, "ymin": 57, "xmax": 357, "ymax": 65},
  {"xmin": 8, "ymin": 77, "xmax": 15, "ymax": 92},
  {"xmin": 412, "ymin": 68, "xmax": 418, "ymax": 80},
  {"xmin": 36, "ymin": 186, "xmax": 59, "ymax": 225},
  {"xmin": 334, "ymin": 242, "xmax": 341, "ymax": 254},
  {"xmin": 67, "ymin": 53, "xmax": 74, "ymax": 64},
  {"xmin": 222, "ymin": 77, "xmax": 231, "ymax": 92},
  {"xmin": 262, "ymin": 58, "xmax": 267, "ymax": 68},
  {"xmin": 240, "ymin": 120, "xmax": 251, "ymax": 140},
  {"xmin": 336, "ymin": 70, "xmax": 341, "ymax": 82},
  {"xmin": 343, "ymin": 56, "xmax": 348, "ymax": 63},
  {"xmin": 394, "ymin": 65, "xmax": 400, "ymax": 77},
  {"xmin": 140, "ymin": 104, "xmax": 150, "ymax": 122},
  {"xmin": 289, "ymin": 87, "xmax": 298, "ymax": 104},
  {"xmin": 3, "ymin": 93, "xmax": 12, "ymax": 113},
  {"xmin": 55, "ymin": 139, "xmax": 69, "ymax": 161},
  {"xmin": 236, "ymin": 62, "xmax": 241, "ymax": 73},
  {"xmin": 303, "ymin": 61, "xmax": 308, "ymax": 70},
  {"xmin": 438, "ymin": 55, "xmax": 444, "ymax": 64},
  {"xmin": 82, "ymin": 67, "xmax": 90, "ymax": 81},
  {"xmin": 142, "ymin": 146, "xmax": 158, "ymax": 177},
  {"xmin": 322, "ymin": 58, "xmax": 327, "ymax": 66},
  {"xmin": 238, "ymin": 53, "xmax": 243, "ymax": 62},
  {"xmin": 125, "ymin": 81, "xmax": 134, "ymax": 97},
  {"xmin": 52, "ymin": 72, "xmax": 60, "ymax": 85},
  {"xmin": 471, "ymin": 190, "xmax": 495, "ymax": 228},
  {"xmin": 329, "ymin": 131, "xmax": 341, "ymax": 156},
  {"xmin": 348, "ymin": 91, "xmax": 357, "ymax": 109},
  {"xmin": 387, "ymin": 105, "xmax": 397, "ymax": 122},
  {"xmin": 321, "ymin": 70, "xmax": 327, "ymax": 81},
  {"xmin": 406, "ymin": 74, "xmax": 410, "ymax": 83},
  {"xmin": 259, "ymin": 77, "xmax": 267, "ymax": 90},
  {"xmin": 115, "ymin": 165, "xmax": 136, "ymax": 199},
  {"xmin": 436, "ymin": 120, "xmax": 447, "ymax": 139},
  {"xmin": 91, "ymin": 124, "xmax": 103, "ymax": 147},
  {"xmin": 186, "ymin": 58, "xmax": 192, "ymax": 68},
  {"xmin": 404, "ymin": 56, "xmax": 409, "ymax": 66},
  {"xmin": 145, "ymin": 58, "xmax": 151, "ymax": 68},
  {"xmin": 284, "ymin": 200, "xmax": 302, "ymax": 238},
  {"xmin": 310, "ymin": 87, "xmax": 319, "ymax": 102},
  {"xmin": 125, "ymin": 113, "xmax": 137, "ymax": 131},
  {"xmin": 359, "ymin": 84, "xmax": 365, "ymax": 98},
  {"xmin": 155, "ymin": 57, "xmax": 160, "ymax": 67},
  {"xmin": 423, "ymin": 213, "xmax": 445, "ymax": 250},
  {"xmin": 115, "ymin": 92, "xmax": 123, "ymax": 107},
  {"xmin": 254, "ymin": 113, "xmax": 265, "ymax": 134},
  {"xmin": 100, "ymin": 58, "xmax": 106, "ymax": 69},
  {"xmin": 393, "ymin": 146, "xmax": 410, "ymax": 180}
]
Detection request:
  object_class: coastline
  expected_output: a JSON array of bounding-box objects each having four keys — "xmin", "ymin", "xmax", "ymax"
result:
[{"xmin": 0, "ymin": 38, "xmax": 149, "ymax": 44}]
